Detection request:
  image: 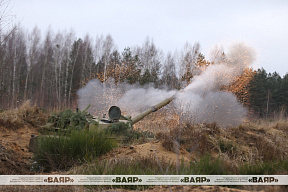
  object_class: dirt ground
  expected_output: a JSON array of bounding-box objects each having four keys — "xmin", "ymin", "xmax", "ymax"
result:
[
  {"xmin": 0, "ymin": 126, "xmax": 36, "ymax": 175},
  {"xmin": 101, "ymin": 141, "xmax": 192, "ymax": 164}
]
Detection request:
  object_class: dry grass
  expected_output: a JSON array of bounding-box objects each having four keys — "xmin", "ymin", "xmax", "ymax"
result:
[
  {"xmin": 133, "ymin": 108, "xmax": 288, "ymax": 170},
  {"xmin": 156, "ymin": 123, "xmax": 221, "ymax": 155},
  {"xmin": 132, "ymin": 108, "xmax": 180, "ymax": 133},
  {"xmin": 0, "ymin": 185, "xmax": 86, "ymax": 192},
  {"xmin": 1, "ymin": 184, "xmax": 287, "ymax": 192},
  {"xmin": 0, "ymin": 100, "xmax": 47, "ymax": 130},
  {"xmin": 153, "ymin": 114, "xmax": 288, "ymax": 172}
]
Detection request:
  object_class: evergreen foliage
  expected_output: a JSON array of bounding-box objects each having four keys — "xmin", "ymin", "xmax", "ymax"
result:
[
  {"xmin": 247, "ymin": 68, "xmax": 288, "ymax": 117},
  {"xmin": 48, "ymin": 106, "xmax": 91, "ymax": 130}
]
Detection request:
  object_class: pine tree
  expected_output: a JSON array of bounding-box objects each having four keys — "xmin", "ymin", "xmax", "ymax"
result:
[
  {"xmin": 248, "ymin": 68, "xmax": 268, "ymax": 116},
  {"xmin": 280, "ymin": 73, "xmax": 288, "ymax": 111},
  {"xmin": 139, "ymin": 69, "xmax": 153, "ymax": 85},
  {"xmin": 121, "ymin": 47, "xmax": 141, "ymax": 84},
  {"xmin": 266, "ymin": 72, "xmax": 282, "ymax": 113}
]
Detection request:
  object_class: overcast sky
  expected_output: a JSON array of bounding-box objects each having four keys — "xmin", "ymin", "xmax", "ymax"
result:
[{"xmin": 12, "ymin": 0, "xmax": 288, "ymax": 76}]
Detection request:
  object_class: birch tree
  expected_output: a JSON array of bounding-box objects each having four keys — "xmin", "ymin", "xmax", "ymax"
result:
[
  {"xmin": 63, "ymin": 30, "xmax": 75, "ymax": 107},
  {"xmin": 102, "ymin": 34, "xmax": 114, "ymax": 82},
  {"xmin": 52, "ymin": 31, "xmax": 66, "ymax": 107},
  {"xmin": 67, "ymin": 39, "xmax": 78, "ymax": 105},
  {"xmin": 209, "ymin": 45, "xmax": 227, "ymax": 64},
  {"xmin": 161, "ymin": 52, "xmax": 179, "ymax": 89},
  {"xmin": 179, "ymin": 42, "xmax": 200, "ymax": 83},
  {"xmin": 25, "ymin": 26, "xmax": 41, "ymax": 101},
  {"xmin": 39, "ymin": 28, "xmax": 54, "ymax": 107},
  {"xmin": 135, "ymin": 37, "xmax": 163, "ymax": 86},
  {"xmin": 81, "ymin": 34, "xmax": 94, "ymax": 85}
]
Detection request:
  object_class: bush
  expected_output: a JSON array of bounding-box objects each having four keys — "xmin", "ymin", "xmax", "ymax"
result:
[{"xmin": 33, "ymin": 129, "xmax": 117, "ymax": 171}]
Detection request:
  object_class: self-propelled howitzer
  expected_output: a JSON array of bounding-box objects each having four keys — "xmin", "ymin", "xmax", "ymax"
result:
[{"xmin": 28, "ymin": 96, "xmax": 175, "ymax": 152}]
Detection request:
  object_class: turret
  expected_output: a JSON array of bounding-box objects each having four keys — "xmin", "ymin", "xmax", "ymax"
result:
[{"xmin": 89, "ymin": 95, "xmax": 175, "ymax": 131}]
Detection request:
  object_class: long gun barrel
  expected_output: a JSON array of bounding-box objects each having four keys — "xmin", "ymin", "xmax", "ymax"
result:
[{"xmin": 131, "ymin": 96, "xmax": 175, "ymax": 124}]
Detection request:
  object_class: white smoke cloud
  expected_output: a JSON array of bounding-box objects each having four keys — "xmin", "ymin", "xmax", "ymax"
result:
[
  {"xmin": 174, "ymin": 43, "xmax": 255, "ymax": 127},
  {"xmin": 77, "ymin": 43, "xmax": 255, "ymax": 128},
  {"xmin": 77, "ymin": 78, "xmax": 136, "ymax": 115},
  {"xmin": 175, "ymin": 91, "xmax": 247, "ymax": 127},
  {"xmin": 117, "ymin": 87, "xmax": 176, "ymax": 114},
  {"xmin": 77, "ymin": 79, "xmax": 175, "ymax": 116}
]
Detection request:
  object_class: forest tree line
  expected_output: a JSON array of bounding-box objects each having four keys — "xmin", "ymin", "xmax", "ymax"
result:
[{"xmin": 0, "ymin": 26, "xmax": 287, "ymax": 117}]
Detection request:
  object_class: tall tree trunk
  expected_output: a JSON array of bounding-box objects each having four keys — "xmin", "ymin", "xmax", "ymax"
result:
[
  {"xmin": 24, "ymin": 60, "xmax": 30, "ymax": 101},
  {"xmin": 64, "ymin": 57, "xmax": 69, "ymax": 107},
  {"xmin": 68, "ymin": 45, "xmax": 80, "ymax": 106},
  {"xmin": 40, "ymin": 55, "xmax": 47, "ymax": 107},
  {"xmin": 12, "ymin": 45, "xmax": 17, "ymax": 108}
]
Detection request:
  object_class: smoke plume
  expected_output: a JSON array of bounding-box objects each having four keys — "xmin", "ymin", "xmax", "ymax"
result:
[
  {"xmin": 77, "ymin": 79, "xmax": 176, "ymax": 116},
  {"xmin": 174, "ymin": 43, "xmax": 255, "ymax": 127},
  {"xmin": 77, "ymin": 43, "xmax": 255, "ymax": 128},
  {"xmin": 77, "ymin": 78, "xmax": 133, "ymax": 115},
  {"xmin": 117, "ymin": 87, "xmax": 176, "ymax": 114}
]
